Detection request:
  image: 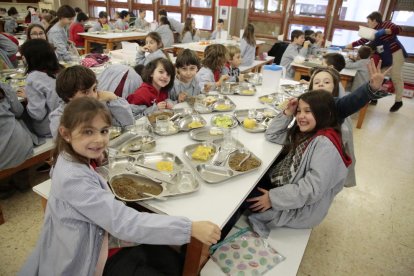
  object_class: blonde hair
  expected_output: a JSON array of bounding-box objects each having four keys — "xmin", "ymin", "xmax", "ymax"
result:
[{"xmin": 226, "ymin": 45, "xmax": 241, "ymax": 60}]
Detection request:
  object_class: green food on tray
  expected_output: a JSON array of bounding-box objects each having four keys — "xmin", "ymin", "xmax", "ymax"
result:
[{"xmin": 213, "ymin": 116, "xmax": 233, "ymax": 128}]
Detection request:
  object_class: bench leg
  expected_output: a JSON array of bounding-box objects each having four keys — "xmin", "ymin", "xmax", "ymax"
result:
[{"xmin": 0, "ymin": 204, "xmax": 4, "ymax": 225}]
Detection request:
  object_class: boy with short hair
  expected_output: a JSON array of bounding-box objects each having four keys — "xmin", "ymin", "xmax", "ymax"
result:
[
  {"xmin": 49, "ymin": 65, "xmax": 134, "ymax": 139},
  {"xmin": 323, "ymin": 52, "xmax": 346, "ymax": 96},
  {"xmin": 5, "ymin": 7, "xmax": 19, "ymax": 34},
  {"xmin": 345, "ymin": 46, "xmax": 371, "ymax": 92},
  {"xmin": 222, "ymin": 45, "xmax": 243, "ymax": 82},
  {"xmin": 210, "ymin": 19, "xmax": 225, "ymax": 40},
  {"xmin": 280, "ymin": 30, "xmax": 311, "ymax": 78}
]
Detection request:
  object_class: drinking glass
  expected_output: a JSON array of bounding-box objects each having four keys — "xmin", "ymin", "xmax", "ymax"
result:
[{"xmin": 156, "ymin": 115, "xmax": 170, "ymax": 134}]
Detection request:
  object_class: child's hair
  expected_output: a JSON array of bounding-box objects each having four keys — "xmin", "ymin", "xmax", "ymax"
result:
[
  {"xmin": 134, "ymin": 64, "xmax": 145, "ymax": 76},
  {"xmin": 119, "ymin": 10, "xmax": 129, "ymax": 19},
  {"xmin": 175, "ymin": 48, "xmax": 200, "ymax": 69},
  {"xmin": 226, "ymin": 45, "xmax": 241, "ymax": 60},
  {"xmin": 42, "ymin": 13, "xmax": 54, "ymax": 24},
  {"xmin": 323, "ymin": 53, "xmax": 346, "ymax": 72},
  {"xmin": 309, "ymin": 67, "xmax": 341, "ymax": 97},
  {"xmin": 146, "ymin": 31, "xmax": 163, "ymax": 48},
  {"xmin": 25, "ymin": 6, "xmax": 37, "ymax": 22},
  {"xmin": 98, "ymin": 11, "xmax": 108, "ymax": 19},
  {"xmin": 217, "ymin": 19, "xmax": 224, "ymax": 24},
  {"xmin": 76, "ymin": 12, "xmax": 89, "ymax": 23},
  {"xmin": 7, "ymin": 7, "xmax": 18, "ymax": 16},
  {"xmin": 202, "ymin": 44, "xmax": 228, "ymax": 71},
  {"xmin": 315, "ymin": 31, "xmax": 323, "ymax": 36},
  {"xmin": 158, "ymin": 9, "xmax": 167, "ymax": 17},
  {"xmin": 74, "ymin": 7, "xmax": 82, "ymax": 13},
  {"xmin": 358, "ymin": 46, "xmax": 372, "ymax": 59},
  {"xmin": 52, "ymin": 97, "xmax": 111, "ymax": 166},
  {"xmin": 142, "ymin": 58, "xmax": 175, "ymax": 91},
  {"xmin": 290, "ymin": 30, "xmax": 304, "ymax": 42},
  {"xmin": 0, "ymin": 86, "xmax": 5, "ymax": 101},
  {"xmin": 242, "ymin": 23, "xmax": 256, "ymax": 46},
  {"xmin": 182, "ymin": 17, "xmax": 196, "ymax": 38},
  {"xmin": 287, "ymin": 90, "xmax": 340, "ymax": 150},
  {"xmin": 367, "ymin": 11, "xmax": 382, "ymax": 24},
  {"xmin": 56, "ymin": 5, "xmax": 76, "ymax": 19},
  {"xmin": 159, "ymin": 16, "xmax": 172, "ymax": 30},
  {"xmin": 0, "ymin": 8, "xmax": 6, "ymax": 13},
  {"xmin": 20, "ymin": 39, "xmax": 62, "ymax": 78},
  {"xmin": 26, "ymin": 23, "xmax": 47, "ymax": 40},
  {"xmin": 56, "ymin": 65, "xmax": 97, "ymax": 103},
  {"xmin": 304, "ymin": 30, "xmax": 315, "ymax": 43}
]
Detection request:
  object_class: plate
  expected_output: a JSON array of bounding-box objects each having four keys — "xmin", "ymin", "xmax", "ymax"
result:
[
  {"xmin": 233, "ymin": 108, "xmax": 278, "ymax": 133},
  {"xmin": 189, "ymin": 127, "xmax": 225, "ymax": 141},
  {"xmin": 258, "ymin": 93, "xmax": 290, "ymax": 111},
  {"xmin": 211, "ymin": 114, "xmax": 238, "ymax": 129},
  {"xmin": 193, "ymin": 94, "xmax": 236, "ymax": 114}
]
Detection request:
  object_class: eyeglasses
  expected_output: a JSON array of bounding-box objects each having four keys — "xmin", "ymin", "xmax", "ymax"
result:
[{"xmin": 30, "ymin": 32, "xmax": 45, "ymax": 37}]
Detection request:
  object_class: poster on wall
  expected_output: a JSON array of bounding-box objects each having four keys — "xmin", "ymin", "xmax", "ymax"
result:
[
  {"xmin": 219, "ymin": 0, "xmax": 238, "ymax": 6},
  {"xmin": 219, "ymin": 6, "xmax": 229, "ymax": 20}
]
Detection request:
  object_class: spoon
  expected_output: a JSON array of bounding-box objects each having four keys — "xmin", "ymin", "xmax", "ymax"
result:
[
  {"xmin": 236, "ymin": 151, "xmax": 251, "ymax": 169},
  {"xmin": 141, "ymin": 192, "xmax": 167, "ymax": 201}
]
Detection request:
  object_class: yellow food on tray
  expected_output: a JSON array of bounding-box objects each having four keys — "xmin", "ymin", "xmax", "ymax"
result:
[
  {"xmin": 215, "ymin": 104, "xmax": 231, "ymax": 111},
  {"xmin": 188, "ymin": 121, "xmax": 204, "ymax": 129},
  {"xmin": 241, "ymin": 89, "xmax": 254, "ymax": 95},
  {"xmin": 261, "ymin": 96, "xmax": 273, "ymax": 103},
  {"xmin": 191, "ymin": 145, "xmax": 215, "ymax": 161},
  {"xmin": 243, "ymin": 118, "xmax": 257, "ymax": 129},
  {"xmin": 156, "ymin": 161, "xmax": 174, "ymax": 172}
]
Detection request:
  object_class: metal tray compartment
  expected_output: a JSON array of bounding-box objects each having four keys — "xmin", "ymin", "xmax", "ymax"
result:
[
  {"xmin": 220, "ymin": 82, "xmax": 257, "ymax": 96},
  {"xmin": 183, "ymin": 141, "xmax": 262, "ymax": 184},
  {"xmin": 210, "ymin": 114, "xmax": 238, "ymax": 129},
  {"xmin": 280, "ymin": 84, "xmax": 308, "ymax": 97},
  {"xmin": 148, "ymin": 110, "xmax": 206, "ymax": 136},
  {"xmin": 109, "ymin": 133, "xmax": 156, "ymax": 156},
  {"xmin": 193, "ymin": 94, "xmax": 236, "ymax": 114},
  {"xmin": 258, "ymin": 93, "xmax": 290, "ymax": 111},
  {"xmin": 135, "ymin": 152, "xmax": 184, "ymax": 175},
  {"xmin": 189, "ymin": 127, "xmax": 225, "ymax": 141},
  {"xmin": 233, "ymin": 108, "xmax": 278, "ymax": 133}
]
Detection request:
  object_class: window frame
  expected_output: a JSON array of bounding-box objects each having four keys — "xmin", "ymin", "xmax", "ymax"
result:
[
  {"xmin": 248, "ymin": 0, "xmax": 287, "ymax": 39},
  {"xmin": 187, "ymin": 0, "xmax": 216, "ymax": 31}
]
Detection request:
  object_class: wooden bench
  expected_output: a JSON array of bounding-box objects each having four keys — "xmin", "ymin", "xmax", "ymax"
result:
[
  {"xmin": 201, "ymin": 215, "xmax": 312, "ymax": 276},
  {"xmin": 0, "ymin": 139, "xmax": 53, "ymax": 225}
]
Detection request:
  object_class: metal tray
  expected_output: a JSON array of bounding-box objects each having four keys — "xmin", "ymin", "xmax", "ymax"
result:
[
  {"xmin": 183, "ymin": 141, "xmax": 262, "ymax": 184},
  {"xmin": 280, "ymin": 84, "xmax": 308, "ymax": 97},
  {"xmin": 258, "ymin": 92, "xmax": 291, "ymax": 111},
  {"xmin": 148, "ymin": 110, "xmax": 206, "ymax": 136},
  {"xmin": 220, "ymin": 82, "xmax": 257, "ymax": 96},
  {"xmin": 109, "ymin": 132, "xmax": 156, "ymax": 156},
  {"xmin": 210, "ymin": 114, "xmax": 238, "ymax": 129},
  {"xmin": 233, "ymin": 108, "xmax": 278, "ymax": 133},
  {"xmin": 193, "ymin": 94, "xmax": 236, "ymax": 114},
  {"xmin": 189, "ymin": 127, "xmax": 225, "ymax": 141},
  {"xmin": 112, "ymin": 152, "xmax": 200, "ymax": 200}
]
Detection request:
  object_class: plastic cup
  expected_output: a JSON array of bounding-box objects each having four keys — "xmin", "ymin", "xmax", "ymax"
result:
[{"xmin": 156, "ymin": 115, "xmax": 170, "ymax": 134}]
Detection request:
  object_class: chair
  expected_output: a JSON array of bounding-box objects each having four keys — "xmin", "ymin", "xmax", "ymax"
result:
[{"xmin": 268, "ymin": 42, "xmax": 289, "ymax": 65}]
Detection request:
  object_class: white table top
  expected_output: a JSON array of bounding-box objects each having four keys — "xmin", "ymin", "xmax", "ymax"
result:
[
  {"xmin": 239, "ymin": 56, "xmax": 275, "ymax": 73},
  {"xmin": 291, "ymin": 62, "xmax": 357, "ymax": 77},
  {"xmin": 172, "ymin": 39, "xmax": 266, "ymax": 53},
  {"xmin": 78, "ymin": 31, "xmax": 148, "ymax": 39}
]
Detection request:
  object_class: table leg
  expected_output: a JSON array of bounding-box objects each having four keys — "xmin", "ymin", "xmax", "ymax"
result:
[
  {"xmin": 85, "ymin": 40, "xmax": 91, "ymax": 54},
  {"xmin": 107, "ymin": 42, "xmax": 114, "ymax": 52},
  {"xmin": 183, "ymin": 237, "xmax": 210, "ymax": 276},
  {"xmin": 41, "ymin": 198, "xmax": 48, "ymax": 212},
  {"xmin": 340, "ymin": 79, "xmax": 348, "ymax": 90},
  {"xmin": 356, "ymin": 104, "xmax": 369, "ymax": 129},
  {"xmin": 294, "ymin": 70, "xmax": 302, "ymax": 81},
  {"xmin": 0, "ymin": 204, "xmax": 4, "ymax": 225}
]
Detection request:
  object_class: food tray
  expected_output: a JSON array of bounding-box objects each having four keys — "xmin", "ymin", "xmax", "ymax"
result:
[
  {"xmin": 193, "ymin": 94, "xmax": 236, "ymax": 114},
  {"xmin": 280, "ymin": 84, "xmax": 308, "ymax": 97},
  {"xmin": 233, "ymin": 108, "xmax": 278, "ymax": 133},
  {"xmin": 107, "ymin": 153, "xmax": 200, "ymax": 201},
  {"xmin": 211, "ymin": 114, "xmax": 238, "ymax": 129},
  {"xmin": 109, "ymin": 132, "xmax": 156, "ymax": 155},
  {"xmin": 189, "ymin": 127, "xmax": 225, "ymax": 141},
  {"xmin": 220, "ymin": 82, "xmax": 257, "ymax": 96},
  {"xmin": 244, "ymin": 72, "xmax": 262, "ymax": 86},
  {"xmin": 258, "ymin": 93, "xmax": 290, "ymax": 111},
  {"xmin": 183, "ymin": 140, "xmax": 262, "ymax": 184}
]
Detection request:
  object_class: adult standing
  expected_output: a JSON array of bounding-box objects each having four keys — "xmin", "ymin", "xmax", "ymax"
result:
[{"xmin": 346, "ymin": 11, "xmax": 407, "ymax": 112}]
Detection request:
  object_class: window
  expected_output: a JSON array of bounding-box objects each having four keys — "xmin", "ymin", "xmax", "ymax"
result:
[
  {"xmin": 89, "ymin": 6, "xmax": 107, "ymax": 18},
  {"xmin": 188, "ymin": 0, "xmax": 215, "ymax": 31},
  {"xmin": 293, "ymin": 0, "xmax": 329, "ymax": 18},
  {"xmin": 398, "ymin": 36, "xmax": 414, "ymax": 54},
  {"xmin": 288, "ymin": 24, "xmax": 324, "ymax": 35},
  {"xmin": 251, "ymin": 0, "xmax": 283, "ymax": 14},
  {"xmin": 160, "ymin": 0, "xmax": 181, "ymax": 5},
  {"xmin": 331, "ymin": 29, "xmax": 359, "ymax": 46},
  {"xmin": 391, "ymin": 11, "xmax": 414, "ymax": 27},
  {"xmin": 387, "ymin": 0, "xmax": 414, "ymax": 55},
  {"xmin": 336, "ymin": 0, "xmax": 382, "ymax": 22},
  {"xmin": 190, "ymin": 0, "xmax": 212, "ymax": 9},
  {"xmin": 190, "ymin": 14, "xmax": 213, "ymax": 30}
]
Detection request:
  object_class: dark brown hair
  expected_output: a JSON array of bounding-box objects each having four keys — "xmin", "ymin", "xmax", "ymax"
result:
[
  {"xmin": 56, "ymin": 5, "xmax": 76, "ymax": 19},
  {"xmin": 159, "ymin": 16, "xmax": 172, "ymax": 30},
  {"xmin": 323, "ymin": 53, "xmax": 346, "ymax": 72},
  {"xmin": 26, "ymin": 23, "xmax": 47, "ymax": 40},
  {"xmin": 146, "ymin": 32, "xmax": 163, "ymax": 48},
  {"xmin": 56, "ymin": 65, "xmax": 97, "ymax": 103},
  {"xmin": 52, "ymin": 97, "xmax": 111, "ymax": 166},
  {"xmin": 175, "ymin": 48, "xmax": 200, "ymax": 69},
  {"xmin": 141, "ymin": 58, "xmax": 175, "ymax": 91},
  {"xmin": 367, "ymin": 12, "xmax": 382, "ymax": 24},
  {"xmin": 242, "ymin": 23, "xmax": 256, "ymax": 47},
  {"xmin": 290, "ymin": 30, "xmax": 304, "ymax": 42},
  {"xmin": 182, "ymin": 17, "xmax": 196, "ymax": 38},
  {"xmin": 358, "ymin": 46, "xmax": 372, "ymax": 59},
  {"xmin": 309, "ymin": 67, "xmax": 340, "ymax": 97},
  {"xmin": 202, "ymin": 44, "xmax": 228, "ymax": 71}
]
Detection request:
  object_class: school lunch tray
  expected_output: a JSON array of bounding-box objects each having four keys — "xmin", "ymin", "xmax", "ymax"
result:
[
  {"xmin": 189, "ymin": 127, "xmax": 225, "ymax": 142},
  {"xmin": 191, "ymin": 93, "xmax": 237, "ymax": 114},
  {"xmin": 258, "ymin": 92, "xmax": 291, "ymax": 111},
  {"xmin": 280, "ymin": 83, "xmax": 308, "ymax": 97},
  {"xmin": 105, "ymin": 152, "xmax": 200, "ymax": 201},
  {"xmin": 233, "ymin": 108, "xmax": 278, "ymax": 133},
  {"xmin": 147, "ymin": 109, "xmax": 207, "ymax": 136},
  {"xmin": 109, "ymin": 131, "xmax": 156, "ymax": 156},
  {"xmin": 219, "ymin": 82, "xmax": 257, "ymax": 96},
  {"xmin": 183, "ymin": 139, "xmax": 262, "ymax": 184}
]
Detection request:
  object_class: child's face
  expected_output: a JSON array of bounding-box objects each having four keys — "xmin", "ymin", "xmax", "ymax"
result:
[
  {"xmin": 151, "ymin": 63, "xmax": 171, "ymax": 90},
  {"xmin": 294, "ymin": 35, "xmax": 305, "ymax": 45},
  {"xmin": 125, "ymin": 14, "xmax": 131, "ymax": 21},
  {"xmin": 145, "ymin": 37, "xmax": 160, "ymax": 53},
  {"xmin": 140, "ymin": 11, "xmax": 146, "ymax": 19},
  {"xmin": 191, "ymin": 19, "xmax": 196, "ymax": 29},
  {"xmin": 29, "ymin": 26, "xmax": 46, "ymax": 40},
  {"xmin": 71, "ymin": 83, "xmax": 98, "ymax": 100},
  {"xmin": 61, "ymin": 17, "xmax": 74, "ymax": 26},
  {"xmin": 296, "ymin": 99, "xmax": 316, "ymax": 133},
  {"xmin": 312, "ymin": 71, "xmax": 334, "ymax": 93},
  {"xmin": 177, "ymin": 64, "xmax": 198, "ymax": 83},
  {"xmin": 230, "ymin": 53, "xmax": 242, "ymax": 68},
  {"xmin": 217, "ymin": 22, "xmax": 224, "ymax": 30},
  {"xmin": 315, "ymin": 33, "xmax": 324, "ymax": 43},
  {"xmin": 64, "ymin": 114, "xmax": 110, "ymax": 161},
  {"xmin": 99, "ymin": 17, "xmax": 108, "ymax": 24}
]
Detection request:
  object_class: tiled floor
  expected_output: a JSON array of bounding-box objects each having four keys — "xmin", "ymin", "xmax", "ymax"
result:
[{"xmin": 0, "ymin": 95, "xmax": 413, "ymax": 275}]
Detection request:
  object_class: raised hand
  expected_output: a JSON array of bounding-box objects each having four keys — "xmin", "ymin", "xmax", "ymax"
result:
[{"xmin": 367, "ymin": 59, "xmax": 392, "ymax": 91}]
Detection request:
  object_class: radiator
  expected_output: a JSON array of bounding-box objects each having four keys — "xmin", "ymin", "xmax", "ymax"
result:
[{"xmin": 402, "ymin": 62, "xmax": 414, "ymax": 85}]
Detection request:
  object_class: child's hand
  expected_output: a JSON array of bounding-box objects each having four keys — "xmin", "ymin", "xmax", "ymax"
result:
[
  {"xmin": 191, "ymin": 221, "xmax": 221, "ymax": 246},
  {"xmin": 178, "ymin": 92, "xmax": 187, "ymax": 103},
  {"xmin": 368, "ymin": 59, "xmax": 391, "ymax": 91},
  {"xmin": 345, "ymin": 44, "xmax": 353, "ymax": 50},
  {"xmin": 217, "ymin": 75, "xmax": 229, "ymax": 87},
  {"xmin": 303, "ymin": 40, "xmax": 311, "ymax": 48},
  {"xmin": 98, "ymin": 91, "xmax": 118, "ymax": 101},
  {"xmin": 238, "ymin": 74, "xmax": 245, "ymax": 82},
  {"xmin": 16, "ymin": 87, "xmax": 26, "ymax": 98},
  {"xmin": 142, "ymin": 45, "xmax": 150, "ymax": 52},
  {"xmin": 157, "ymin": 101, "xmax": 167, "ymax": 109},
  {"xmin": 246, "ymin": 188, "xmax": 271, "ymax": 212},
  {"xmin": 204, "ymin": 83, "xmax": 212, "ymax": 93},
  {"xmin": 284, "ymin": 98, "xmax": 298, "ymax": 116},
  {"xmin": 166, "ymin": 101, "xmax": 174, "ymax": 109},
  {"xmin": 139, "ymin": 46, "xmax": 146, "ymax": 53}
]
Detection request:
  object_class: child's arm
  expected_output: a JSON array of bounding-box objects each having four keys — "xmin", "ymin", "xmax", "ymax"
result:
[
  {"xmin": 135, "ymin": 47, "xmax": 146, "ymax": 65},
  {"xmin": 103, "ymin": 95, "xmax": 135, "ymax": 127},
  {"xmin": 299, "ymin": 41, "xmax": 311, "ymax": 57},
  {"xmin": 345, "ymin": 59, "xmax": 363, "ymax": 69},
  {"xmin": 49, "ymin": 106, "xmax": 63, "ymax": 140},
  {"xmin": 25, "ymin": 79, "xmax": 49, "ymax": 121},
  {"xmin": 265, "ymin": 99, "xmax": 297, "ymax": 144},
  {"xmin": 49, "ymin": 29, "xmax": 73, "ymax": 62},
  {"xmin": 196, "ymin": 68, "xmax": 216, "ymax": 92},
  {"xmin": 2, "ymin": 83, "xmax": 24, "ymax": 117}
]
